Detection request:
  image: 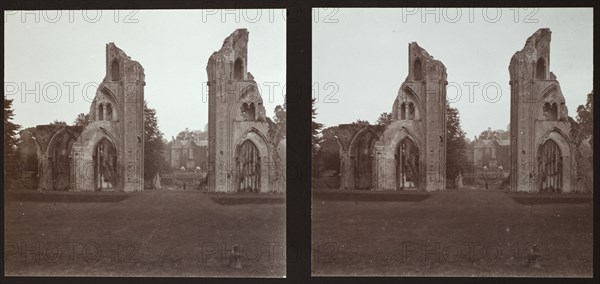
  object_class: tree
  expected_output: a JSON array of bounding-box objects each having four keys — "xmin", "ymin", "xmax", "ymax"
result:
[
  {"xmin": 477, "ymin": 127, "xmax": 508, "ymax": 140},
  {"xmin": 446, "ymin": 103, "xmax": 468, "ymax": 183},
  {"xmin": 353, "ymin": 119, "xmax": 369, "ymax": 124},
  {"xmin": 269, "ymin": 103, "xmax": 286, "ymax": 145},
  {"xmin": 312, "ymin": 98, "xmax": 324, "ymax": 176},
  {"xmin": 73, "ymin": 113, "xmax": 91, "ymax": 127},
  {"xmin": 572, "ymin": 91, "xmax": 593, "ymax": 192},
  {"xmin": 50, "ymin": 120, "xmax": 67, "ymax": 126},
  {"xmin": 193, "ymin": 130, "xmax": 208, "ymax": 140},
  {"xmin": 312, "ymin": 98, "xmax": 324, "ymax": 155},
  {"xmin": 144, "ymin": 101, "xmax": 168, "ymax": 181},
  {"xmin": 576, "ymin": 91, "xmax": 593, "ymax": 145},
  {"xmin": 494, "ymin": 129, "xmax": 509, "ymax": 140},
  {"xmin": 317, "ymin": 126, "xmax": 341, "ymax": 176},
  {"xmin": 274, "ymin": 103, "xmax": 287, "ymax": 135},
  {"xmin": 4, "ymin": 99, "xmax": 21, "ymax": 183},
  {"xmin": 376, "ymin": 112, "xmax": 393, "ymax": 126},
  {"xmin": 176, "ymin": 128, "xmax": 191, "ymax": 140}
]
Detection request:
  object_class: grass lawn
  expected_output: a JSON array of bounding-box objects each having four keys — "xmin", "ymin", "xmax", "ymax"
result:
[
  {"xmin": 312, "ymin": 189, "xmax": 593, "ymax": 277},
  {"xmin": 4, "ymin": 190, "xmax": 285, "ymax": 277}
]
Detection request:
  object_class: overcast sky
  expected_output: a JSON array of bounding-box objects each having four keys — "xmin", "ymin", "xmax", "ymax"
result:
[
  {"xmin": 313, "ymin": 8, "xmax": 593, "ymax": 140},
  {"xmin": 5, "ymin": 9, "xmax": 286, "ymax": 140}
]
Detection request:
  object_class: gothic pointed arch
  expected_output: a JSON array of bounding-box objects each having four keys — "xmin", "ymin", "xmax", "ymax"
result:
[
  {"xmin": 348, "ymin": 126, "xmax": 380, "ymax": 190},
  {"xmin": 534, "ymin": 83, "xmax": 564, "ymax": 121},
  {"xmin": 394, "ymin": 86, "xmax": 423, "ymax": 121},
  {"xmin": 233, "ymin": 127, "xmax": 271, "ymax": 193},
  {"xmin": 111, "ymin": 60, "xmax": 120, "ymax": 81},
  {"xmin": 535, "ymin": 127, "xmax": 574, "ymax": 193},
  {"xmin": 395, "ymin": 135, "xmax": 420, "ymax": 190},
  {"xmin": 233, "ymin": 57, "xmax": 244, "ymax": 80},
  {"xmin": 348, "ymin": 126, "xmax": 380, "ymax": 154},
  {"xmin": 413, "ymin": 58, "xmax": 423, "ymax": 81},
  {"xmin": 92, "ymin": 86, "xmax": 119, "ymax": 121},
  {"xmin": 536, "ymin": 57, "xmax": 546, "ymax": 80},
  {"xmin": 93, "ymin": 137, "xmax": 118, "ymax": 191}
]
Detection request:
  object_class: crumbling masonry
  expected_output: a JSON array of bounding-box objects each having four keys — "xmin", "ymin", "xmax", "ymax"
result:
[
  {"xmin": 206, "ymin": 29, "xmax": 285, "ymax": 193},
  {"xmin": 19, "ymin": 43, "xmax": 145, "ymax": 192},
  {"xmin": 334, "ymin": 43, "xmax": 447, "ymax": 191},
  {"xmin": 509, "ymin": 28, "xmax": 578, "ymax": 193},
  {"xmin": 331, "ymin": 29, "xmax": 580, "ymax": 193}
]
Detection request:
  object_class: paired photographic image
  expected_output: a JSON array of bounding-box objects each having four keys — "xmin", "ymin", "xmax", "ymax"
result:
[{"xmin": 4, "ymin": 7, "xmax": 593, "ymax": 278}]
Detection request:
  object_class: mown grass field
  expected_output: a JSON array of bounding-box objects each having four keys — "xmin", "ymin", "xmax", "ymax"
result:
[
  {"xmin": 312, "ymin": 189, "xmax": 593, "ymax": 277},
  {"xmin": 4, "ymin": 190, "xmax": 285, "ymax": 277}
]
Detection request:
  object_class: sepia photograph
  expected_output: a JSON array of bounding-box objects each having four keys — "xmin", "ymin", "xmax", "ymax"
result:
[
  {"xmin": 311, "ymin": 8, "xmax": 593, "ymax": 277},
  {"xmin": 4, "ymin": 9, "xmax": 286, "ymax": 277}
]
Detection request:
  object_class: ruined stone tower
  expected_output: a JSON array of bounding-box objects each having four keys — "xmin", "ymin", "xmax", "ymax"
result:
[
  {"xmin": 509, "ymin": 28, "xmax": 578, "ymax": 193},
  {"xmin": 71, "ymin": 43, "xmax": 145, "ymax": 192},
  {"xmin": 206, "ymin": 29, "xmax": 281, "ymax": 193},
  {"xmin": 374, "ymin": 42, "xmax": 447, "ymax": 191}
]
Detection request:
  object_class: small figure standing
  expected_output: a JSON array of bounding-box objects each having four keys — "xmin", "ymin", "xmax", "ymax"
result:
[
  {"xmin": 152, "ymin": 172, "xmax": 162, "ymax": 190},
  {"xmin": 455, "ymin": 172, "xmax": 464, "ymax": 190}
]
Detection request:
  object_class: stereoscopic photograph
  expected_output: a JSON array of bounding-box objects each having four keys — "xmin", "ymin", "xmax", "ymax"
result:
[
  {"xmin": 312, "ymin": 8, "xmax": 593, "ymax": 277},
  {"xmin": 4, "ymin": 9, "xmax": 286, "ymax": 277}
]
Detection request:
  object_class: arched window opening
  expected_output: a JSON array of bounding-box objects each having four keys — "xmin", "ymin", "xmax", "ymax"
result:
[
  {"xmin": 400, "ymin": 103, "xmax": 406, "ymax": 120},
  {"xmin": 111, "ymin": 60, "xmax": 120, "ymax": 81},
  {"xmin": 237, "ymin": 139, "xmax": 260, "ymax": 192},
  {"xmin": 319, "ymin": 135, "xmax": 342, "ymax": 183},
  {"xmin": 543, "ymin": 101, "xmax": 558, "ymax": 121},
  {"xmin": 538, "ymin": 139, "xmax": 562, "ymax": 192},
  {"xmin": 414, "ymin": 59, "xmax": 423, "ymax": 81},
  {"xmin": 550, "ymin": 102, "xmax": 558, "ymax": 120},
  {"xmin": 233, "ymin": 58, "xmax": 244, "ymax": 80},
  {"xmin": 106, "ymin": 104, "xmax": 113, "ymax": 121},
  {"xmin": 354, "ymin": 132, "xmax": 376, "ymax": 190},
  {"xmin": 94, "ymin": 138, "xmax": 117, "ymax": 191},
  {"xmin": 51, "ymin": 134, "xmax": 74, "ymax": 190},
  {"xmin": 98, "ymin": 104, "xmax": 104, "ymax": 121},
  {"xmin": 241, "ymin": 102, "xmax": 256, "ymax": 121},
  {"xmin": 408, "ymin": 103, "xmax": 415, "ymax": 120},
  {"xmin": 536, "ymin": 58, "xmax": 546, "ymax": 80},
  {"xmin": 21, "ymin": 134, "xmax": 39, "ymax": 173},
  {"xmin": 396, "ymin": 138, "xmax": 419, "ymax": 190}
]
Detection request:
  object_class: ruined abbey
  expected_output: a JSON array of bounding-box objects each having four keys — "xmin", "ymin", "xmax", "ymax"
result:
[
  {"xmin": 509, "ymin": 28, "xmax": 578, "ymax": 193},
  {"xmin": 326, "ymin": 28, "xmax": 580, "ymax": 193},
  {"xmin": 331, "ymin": 42, "xmax": 447, "ymax": 192},
  {"xmin": 12, "ymin": 28, "xmax": 579, "ymax": 194},
  {"xmin": 206, "ymin": 29, "xmax": 285, "ymax": 193},
  {"xmin": 19, "ymin": 43, "xmax": 146, "ymax": 192},
  {"xmin": 17, "ymin": 30, "xmax": 285, "ymax": 194}
]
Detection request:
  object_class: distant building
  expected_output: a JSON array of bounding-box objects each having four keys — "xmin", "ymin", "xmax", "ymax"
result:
[
  {"xmin": 166, "ymin": 137, "xmax": 208, "ymax": 172},
  {"xmin": 473, "ymin": 130, "xmax": 510, "ymax": 171}
]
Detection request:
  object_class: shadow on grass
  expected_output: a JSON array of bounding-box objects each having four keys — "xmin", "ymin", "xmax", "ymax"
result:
[
  {"xmin": 5, "ymin": 191, "xmax": 131, "ymax": 203},
  {"xmin": 313, "ymin": 191, "xmax": 432, "ymax": 202},
  {"xmin": 209, "ymin": 195, "xmax": 285, "ymax": 205},
  {"xmin": 511, "ymin": 196, "xmax": 593, "ymax": 205}
]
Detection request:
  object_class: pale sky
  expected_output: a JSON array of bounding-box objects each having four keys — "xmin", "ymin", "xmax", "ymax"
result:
[
  {"xmin": 4, "ymin": 9, "xmax": 286, "ymax": 140},
  {"xmin": 313, "ymin": 8, "xmax": 593, "ymax": 139}
]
